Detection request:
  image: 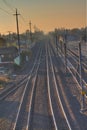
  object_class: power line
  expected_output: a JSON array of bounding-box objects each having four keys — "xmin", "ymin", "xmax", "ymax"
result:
[
  {"xmin": 0, "ymin": 7, "xmax": 11, "ymax": 15},
  {"xmin": 17, "ymin": 9, "xmax": 29, "ymax": 31},
  {"xmin": 2, "ymin": 0, "xmax": 31, "ymax": 31},
  {"xmin": 20, "ymin": 15, "xmax": 27, "ymax": 23},
  {"xmin": 2, "ymin": 0, "xmax": 15, "ymax": 12},
  {"xmin": 1, "ymin": 0, "xmax": 33, "ymax": 34},
  {"xmin": 16, "ymin": 8, "xmax": 28, "ymax": 28},
  {"xmin": 19, "ymin": 20, "xmax": 28, "ymax": 33},
  {"xmin": 17, "ymin": 9, "xmax": 27, "ymax": 24}
]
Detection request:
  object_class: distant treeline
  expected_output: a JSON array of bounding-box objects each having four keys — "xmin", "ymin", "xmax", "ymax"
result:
[
  {"xmin": 0, "ymin": 30, "xmax": 45, "ymax": 48},
  {"xmin": 49, "ymin": 27, "xmax": 87, "ymax": 42},
  {"xmin": 0, "ymin": 37, "xmax": 6, "ymax": 47}
]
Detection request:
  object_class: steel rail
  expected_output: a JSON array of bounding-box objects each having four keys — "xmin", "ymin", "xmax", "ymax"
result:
[
  {"xmin": 46, "ymin": 43, "xmax": 58, "ymax": 130},
  {"xmin": 68, "ymin": 48, "xmax": 87, "ymax": 70},
  {"xmin": 0, "ymin": 45, "xmax": 42, "ymax": 101},
  {"xmin": 0, "ymin": 78, "xmax": 28, "ymax": 100},
  {"xmin": 60, "ymin": 47, "xmax": 87, "ymax": 86},
  {"xmin": 53, "ymin": 43, "xmax": 87, "ymax": 87},
  {"xmin": 26, "ymin": 48, "xmax": 42, "ymax": 130},
  {"xmin": 12, "ymin": 46, "xmax": 42, "ymax": 130},
  {"xmin": 48, "ymin": 43, "xmax": 72, "ymax": 130},
  {"xmin": 51, "ymin": 42, "xmax": 87, "ymax": 102}
]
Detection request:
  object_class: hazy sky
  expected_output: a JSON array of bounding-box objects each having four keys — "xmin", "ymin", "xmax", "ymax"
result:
[{"xmin": 0, "ymin": 0, "xmax": 86, "ymax": 34}]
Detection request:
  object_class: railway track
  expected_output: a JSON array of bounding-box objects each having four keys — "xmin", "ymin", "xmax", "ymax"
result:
[
  {"xmin": 0, "ymin": 44, "xmax": 41, "ymax": 130},
  {"xmin": 28, "ymin": 43, "xmax": 55, "ymax": 130},
  {"xmin": 50, "ymin": 41, "xmax": 87, "ymax": 129},
  {"xmin": 55, "ymin": 42, "xmax": 87, "ymax": 87},
  {"xmin": 12, "ymin": 47, "xmax": 42, "ymax": 130},
  {"xmin": 13, "ymin": 41, "xmax": 72, "ymax": 130},
  {"xmin": 66, "ymin": 48, "xmax": 87, "ymax": 86},
  {"xmin": 1, "ymin": 40, "xmax": 87, "ymax": 130},
  {"xmin": 47, "ymin": 43, "xmax": 72, "ymax": 130},
  {"xmin": 67, "ymin": 48, "xmax": 87, "ymax": 70},
  {"xmin": 50, "ymin": 42, "xmax": 82, "ymax": 129},
  {"xmin": 0, "ymin": 44, "xmax": 41, "ymax": 101},
  {"xmin": 0, "ymin": 77, "xmax": 28, "ymax": 100},
  {"xmin": 25, "ymin": 42, "xmax": 71, "ymax": 130}
]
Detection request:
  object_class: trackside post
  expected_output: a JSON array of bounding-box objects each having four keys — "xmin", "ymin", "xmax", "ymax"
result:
[{"xmin": 79, "ymin": 42, "xmax": 85, "ymax": 111}]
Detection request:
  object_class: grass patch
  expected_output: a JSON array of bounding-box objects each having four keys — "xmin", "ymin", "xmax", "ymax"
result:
[
  {"xmin": 0, "ymin": 77, "xmax": 9, "ymax": 82},
  {"xmin": 0, "ymin": 76, "xmax": 10, "ymax": 89}
]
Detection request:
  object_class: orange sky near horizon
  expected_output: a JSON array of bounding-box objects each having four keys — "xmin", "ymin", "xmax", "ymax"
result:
[{"xmin": 0, "ymin": 0, "xmax": 86, "ymax": 34}]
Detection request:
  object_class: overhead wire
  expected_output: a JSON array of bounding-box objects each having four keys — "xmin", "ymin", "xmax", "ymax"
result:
[
  {"xmin": 2, "ymin": 0, "xmax": 29, "ymax": 26},
  {"xmin": 20, "ymin": 15, "xmax": 27, "ymax": 23},
  {"xmin": 2, "ymin": 0, "xmax": 15, "ymax": 12},
  {"xmin": 17, "ymin": 9, "xmax": 29, "ymax": 31},
  {"xmin": 19, "ymin": 16, "xmax": 29, "ymax": 33},
  {"xmin": 1, "ymin": 0, "xmax": 32, "ymax": 34},
  {"xmin": 0, "ymin": 7, "xmax": 12, "ymax": 15},
  {"xmin": 17, "ymin": 9, "xmax": 27, "ymax": 23},
  {"xmin": 2, "ymin": 0, "xmax": 28, "ymax": 24}
]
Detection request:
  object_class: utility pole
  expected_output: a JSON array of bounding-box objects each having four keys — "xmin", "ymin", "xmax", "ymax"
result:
[
  {"xmin": 8, "ymin": 31, "xmax": 11, "ymax": 38},
  {"xmin": 55, "ymin": 29, "xmax": 58, "ymax": 54},
  {"xmin": 14, "ymin": 8, "xmax": 20, "ymax": 59},
  {"xmin": 29, "ymin": 20, "xmax": 32, "ymax": 43},
  {"xmin": 64, "ymin": 30, "xmax": 67, "ymax": 72},
  {"xmin": 79, "ymin": 42, "xmax": 85, "ymax": 112},
  {"xmin": 56, "ymin": 35, "xmax": 58, "ymax": 53},
  {"xmin": 64, "ymin": 42, "xmax": 67, "ymax": 72},
  {"xmin": 7, "ymin": 31, "xmax": 11, "ymax": 45},
  {"xmin": 7, "ymin": 31, "xmax": 11, "ymax": 43}
]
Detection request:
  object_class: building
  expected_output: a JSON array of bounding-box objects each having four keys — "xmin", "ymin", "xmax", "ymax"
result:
[{"xmin": 0, "ymin": 46, "xmax": 18, "ymax": 62}]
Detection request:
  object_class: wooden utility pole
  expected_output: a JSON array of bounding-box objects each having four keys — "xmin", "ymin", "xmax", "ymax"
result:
[
  {"xmin": 29, "ymin": 20, "xmax": 32, "ymax": 42},
  {"xmin": 56, "ymin": 35, "xmax": 58, "ymax": 53},
  {"xmin": 7, "ymin": 31, "xmax": 11, "ymax": 44},
  {"xmin": 64, "ymin": 30, "xmax": 67, "ymax": 72},
  {"xmin": 14, "ymin": 8, "xmax": 20, "ymax": 57}
]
